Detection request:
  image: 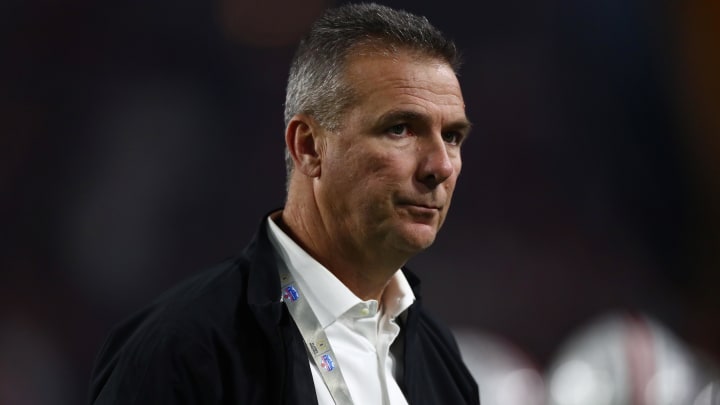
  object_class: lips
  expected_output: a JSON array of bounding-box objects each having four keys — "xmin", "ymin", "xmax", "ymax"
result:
[
  {"xmin": 396, "ymin": 201, "xmax": 442, "ymax": 214},
  {"xmin": 407, "ymin": 203, "xmax": 439, "ymax": 210},
  {"xmin": 396, "ymin": 198, "xmax": 441, "ymax": 209}
]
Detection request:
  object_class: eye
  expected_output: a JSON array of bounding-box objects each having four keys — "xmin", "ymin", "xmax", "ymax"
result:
[
  {"xmin": 442, "ymin": 132, "xmax": 462, "ymax": 145},
  {"xmin": 387, "ymin": 124, "xmax": 409, "ymax": 137}
]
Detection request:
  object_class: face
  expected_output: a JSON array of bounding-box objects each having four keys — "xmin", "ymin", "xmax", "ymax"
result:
[{"xmin": 314, "ymin": 51, "xmax": 470, "ymax": 260}]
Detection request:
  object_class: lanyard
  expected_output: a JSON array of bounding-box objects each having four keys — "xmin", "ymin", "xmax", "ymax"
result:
[{"xmin": 279, "ymin": 271, "xmax": 354, "ymax": 405}]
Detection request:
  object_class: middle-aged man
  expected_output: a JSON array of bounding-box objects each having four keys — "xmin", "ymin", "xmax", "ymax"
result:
[{"xmin": 90, "ymin": 3, "xmax": 479, "ymax": 404}]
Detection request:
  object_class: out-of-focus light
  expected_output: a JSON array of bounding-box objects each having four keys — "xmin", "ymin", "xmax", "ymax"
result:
[
  {"xmin": 550, "ymin": 360, "xmax": 613, "ymax": 405},
  {"xmin": 453, "ymin": 329, "xmax": 545, "ymax": 405},
  {"xmin": 495, "ymin": 368, "xmax": 545, "ymax": 405},
  {"xmin": 693, "ymin": 381, "xmax": 720, "ymax": 405},
  {"xmin": 546, "ymin": 312, "xmax": 720, "ymax": 405},
  {"xmin": 646, "ymin": 367, "xmax": 693, "ymax": 404}
]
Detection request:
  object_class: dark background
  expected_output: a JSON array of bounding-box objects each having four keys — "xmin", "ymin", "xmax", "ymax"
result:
[{"xmin": 2, "ymin": 0, "xmax": 718, "ymax": 403}]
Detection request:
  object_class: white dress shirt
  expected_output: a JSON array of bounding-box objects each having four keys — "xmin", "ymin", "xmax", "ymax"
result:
[{"xmin": 266, "ymin": 217, "xmax": 415, "ymax": 405}]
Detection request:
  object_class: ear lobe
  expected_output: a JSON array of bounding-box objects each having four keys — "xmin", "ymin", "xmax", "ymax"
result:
[{"xmin": 285, "ymin": 114, "xmax": 323, "ymax": 177}]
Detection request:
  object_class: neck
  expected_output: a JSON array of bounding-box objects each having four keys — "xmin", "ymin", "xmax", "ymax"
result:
[{"xmin": 278, "ymin": 202, "xmax": 406, "ymax": 302}]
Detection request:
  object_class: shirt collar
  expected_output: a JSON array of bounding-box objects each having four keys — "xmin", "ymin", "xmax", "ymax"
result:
[
  {"xmin": 266, "ymin": 215, "xmax": 415, "ymax": 328},
  {"xmin": 382, "ymin": 268, "xmax": 415, "ymax": 321}
]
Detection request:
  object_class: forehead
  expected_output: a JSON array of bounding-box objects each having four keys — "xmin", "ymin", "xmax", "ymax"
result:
[{"xmin": 341, "ymin": 51, "xmax": 466, "ymax": 123}]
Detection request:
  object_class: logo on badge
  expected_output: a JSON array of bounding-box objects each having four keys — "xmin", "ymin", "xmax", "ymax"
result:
[
  {"xmin": 283, "ymin": 285, "xmax": 299, "ymax": 302},
  {"xmin": 320, "ymin": 354, "xmax": 335, "ymax": 372},
  {"xmin": 309, "ymin": 338, "xmax": 329, "ymax": 355}
]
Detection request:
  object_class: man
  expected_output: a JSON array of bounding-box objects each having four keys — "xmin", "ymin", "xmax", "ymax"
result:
[{"xmin": 90, "ymin": 3, "xmax": 478, "ymax": 404}]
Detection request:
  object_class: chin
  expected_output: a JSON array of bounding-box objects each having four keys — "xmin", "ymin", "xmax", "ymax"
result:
[{"xmin": 395, "ymin": 224, "xmax": 438, "ymax": 253}]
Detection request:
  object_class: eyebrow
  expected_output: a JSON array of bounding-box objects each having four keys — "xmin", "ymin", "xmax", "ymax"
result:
[{"xmin": 375, "ymin": 109, "xmax": 473, "ymax": 135}]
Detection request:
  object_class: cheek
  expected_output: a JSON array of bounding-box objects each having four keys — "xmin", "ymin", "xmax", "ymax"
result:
[
  {"xmin": 452, "ymin": 153, "xmax": 462, "ymax": 175},
  {"xmin": 364, "ymin": 154, "xmax": 414, "ymax": 198},
  {"xmin": 345, "ymin": 145, "xmax": 408, "ymax": 183},
  {"xmin": 441, "ymin": 167, "xmax": 461, "ymax": 204},
  {"xmin": 365, "ymin": 152, "xmax": 403, "ymax": 178},
  {"xmin": 324, "ymin": 138, "xmax": 416, "ymax": 204},
  {"xmin": 447, "ymin": 158, "xmax": 462, "ymax": 189}
]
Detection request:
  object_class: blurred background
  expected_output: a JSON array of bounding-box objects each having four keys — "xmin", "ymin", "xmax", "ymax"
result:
[{"xmin": 2, "ymin": 0, "xmax": 718, "ymax": 403}]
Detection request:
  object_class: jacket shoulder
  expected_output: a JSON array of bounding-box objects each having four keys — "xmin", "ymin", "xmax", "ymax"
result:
[{"xmin": 89, "ymin": 256, "xmax": 258, "ymax": 404}]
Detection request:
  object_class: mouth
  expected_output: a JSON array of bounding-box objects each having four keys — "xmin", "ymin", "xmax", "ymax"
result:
[{"xmin": 396, "ymin": 201, "xmax": 442, "ymax": 215}]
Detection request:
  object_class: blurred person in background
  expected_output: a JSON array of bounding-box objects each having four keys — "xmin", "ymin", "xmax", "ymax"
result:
[
  {"xmin": 88, "ymin": 3, "xmax": 478, "ymax": 404},
  {"xmin": 546, "ymin": 312, "xmax": 720, "ymax": 405}
]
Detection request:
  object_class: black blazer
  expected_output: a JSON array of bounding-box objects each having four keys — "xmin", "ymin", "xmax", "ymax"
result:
[{"xmin": 89, "ymin": 216, "xmax": 479, "ymax": 404}]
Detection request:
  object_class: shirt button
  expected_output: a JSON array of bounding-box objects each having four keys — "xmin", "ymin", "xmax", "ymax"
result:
[{"xmin": 360, "ymin": 307, "xmax": 370, "ymax": 316}]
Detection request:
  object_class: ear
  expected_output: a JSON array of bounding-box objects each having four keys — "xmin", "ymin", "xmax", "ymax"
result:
[{"xmin": 285, "ymin": 114, "xmax": 323, "ymax": 177}]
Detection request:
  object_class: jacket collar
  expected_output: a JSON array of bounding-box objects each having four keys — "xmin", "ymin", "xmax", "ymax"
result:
[
  {"xmin": 246, "ymin": 210, "xmax": 285, "ymax": 310},
  {"xmin": 246, "ymin": 209, "xmax": 425, "ymax": 309},
  {"xmin": 243, "ymin": 210, "xmax": 428, "ymax": 404}
]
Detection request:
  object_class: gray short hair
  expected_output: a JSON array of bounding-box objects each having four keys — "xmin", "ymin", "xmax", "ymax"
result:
[{"xmin": 283, "ymin": 2, "xmax": 461, "ymax": 179}]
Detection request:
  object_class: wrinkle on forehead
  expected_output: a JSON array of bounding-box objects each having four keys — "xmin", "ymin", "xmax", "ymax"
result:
[
  {"xmin": 345, "ymin": 49, "xmax": 459, "ymax": 80},
  {"xmin": 380, "ymin": 82, "xmax": 465, "ymax": 108},
  {"xmin": 334, "ymin": 50, "xmax": 468, "ymax": 135},
  {"xmin": 348, "ymin": 57, "xmax": 464, "ymax": 104}
]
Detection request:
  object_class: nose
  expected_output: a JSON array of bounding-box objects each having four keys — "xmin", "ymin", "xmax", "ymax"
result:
[{"xmin": 416, "ymin": 135, "xmax": 455, "ymax": 189}]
